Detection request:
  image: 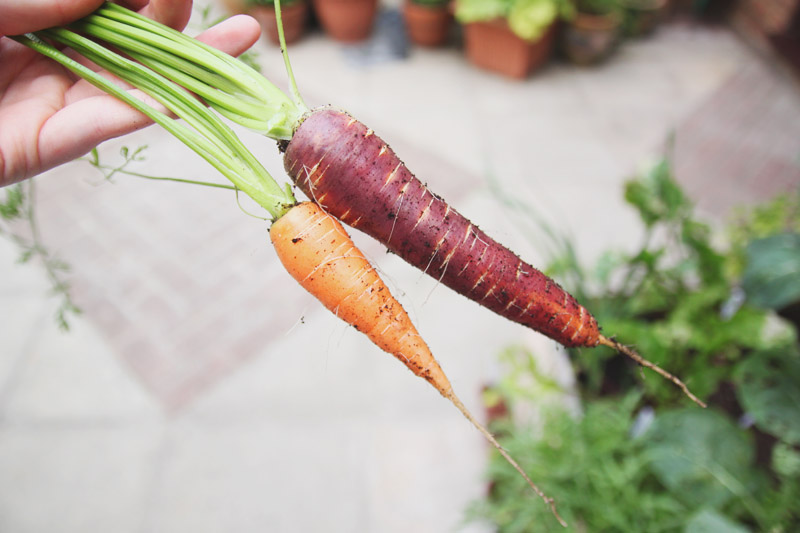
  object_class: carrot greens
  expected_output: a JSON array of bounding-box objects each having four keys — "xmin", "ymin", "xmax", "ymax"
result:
[
  {"xmin": 12, "ymin": 31, "xmax": 295, "ymax": 220},
  {"xmin": 70, "ymin": 2, "xmax": 305, "ymax": 137}
]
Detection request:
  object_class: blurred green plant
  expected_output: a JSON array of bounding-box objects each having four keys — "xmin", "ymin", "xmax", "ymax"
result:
[
  {"xmin": 0, "ymin": 180, "xmax": 81, "ymax": 330},
  {"xmin": 471, "ymin": 159, "xmax": 800, "ymax": 532},
  {"xmin": 572, "ymin": 0, "xmax": 621, "ymax": 16},
  {"xmin": 455, "ymin": 0, "xmax": 573, "ymax": 41}
]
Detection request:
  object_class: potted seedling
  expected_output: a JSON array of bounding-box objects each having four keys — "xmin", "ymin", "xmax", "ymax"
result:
[
  {"xmin": 455, "ymin": 0, "xmax": 568, "ymax": 79},
  {"xmin": 403, "ymin": 0, "xmax": 454, "ymax": 47},
  {"xmin": 313, "ymin": 0, "xmax": 379, "ymax": 42},
  {"xmin": 562, "ymin": 0, "xmax": 622, "ymax": 64},
  {"xmin": 247, "ymin": 0, "xmax": 310, "ymax": 45}
]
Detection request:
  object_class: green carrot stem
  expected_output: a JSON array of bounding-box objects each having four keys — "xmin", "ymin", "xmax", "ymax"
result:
[
  {"xmin": 273, "ymin": 0, "xmax": 306, "ymax": 109},
  {"xmin": 13, "ymin": 32, "xmax": 294, "ymax": 220},
  {"xmin": 74, "ymin": 2, "xmax": 305, "ymax": 138},
  {"xmin": 71, "ymin": 2, "xmax": 306, "ymax": 136},
  {"xmin": 89, "ymin": 164, "xmax": 238, "ymax": 191}
]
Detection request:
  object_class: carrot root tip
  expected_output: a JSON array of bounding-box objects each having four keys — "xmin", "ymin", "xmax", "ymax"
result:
[
  {"xmin": 598, "ymin": 335, "xmax": 707, "ymax": 408},
  {"xmin": 445, "ymin": 390, "xmax": 567, "ymax": 527}
]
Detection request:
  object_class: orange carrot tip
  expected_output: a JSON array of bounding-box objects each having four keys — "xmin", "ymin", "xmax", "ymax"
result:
[{"xmin": 270, "ymin": 202, "xmax": 566, "ymax": 526}]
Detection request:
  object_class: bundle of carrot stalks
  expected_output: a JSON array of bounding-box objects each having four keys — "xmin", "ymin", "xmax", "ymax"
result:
[{"xmin": 11, "ymin": 2, "xmax": 705, "ymax": 526}]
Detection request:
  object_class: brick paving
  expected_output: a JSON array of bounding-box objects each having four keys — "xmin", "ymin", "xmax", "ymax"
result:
[
  {"xmin": 674, "ymin": 57, "xmax": 800, "ymax": 218},
  {"xmin": 31, "ymin": 147, "xmax": 298, "ymax": 407},
  {"xmin": 31, "ymin": 127, "xmax": 479, "ymax": 409}
]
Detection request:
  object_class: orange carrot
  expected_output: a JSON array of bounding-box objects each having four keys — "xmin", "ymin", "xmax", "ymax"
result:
[{"xmin": 270, "ymin": 202, "xmax": 566, "ymax": 526}]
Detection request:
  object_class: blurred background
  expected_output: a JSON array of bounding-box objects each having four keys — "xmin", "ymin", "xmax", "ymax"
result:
[{"xmin": 1, "ymin": 0, "xmax": 799, "ymax": 531}]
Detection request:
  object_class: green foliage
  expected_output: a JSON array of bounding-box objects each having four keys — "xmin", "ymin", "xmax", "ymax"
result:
[
  {"xmin": 563, "ymin": 159, "xmax": 793, "ymax": 406},
  {"xmin": 684, "ymin": 510, "xmax": 751, "ymax": 533},
  {"xmin": 571, "ymin": 0, "xmax": 622, "ymax": 16},
  {"xmin": 727, "ymin": 189, "xmax": 800, "ymax": 278},
  {"xmin": 0, "ymin": 184, "xmax": 25, "ymax": 220},
  {"xmin": 474, "ymin": 158, "xmax": 800, "ymax": 532},
  {"xmin": 0, "ymin": 180, "xmax": 81, "ymax": 330},
  {"xmin": 88, "ymin": 145, "xmax": 148, "ymax": 182},
  {"xmin": 735, "ymin": 346, "xmax": 800, "ymax": 445},
  {"xmin": 455, "ymin": 0, "xmax": 572, "ymax": 40},
  {"xmin": 508, "ymin": 0, "xmax": 559, "ymax": 39},
  {"xmin": 470, "ymin": 394, "xmax": 687, "ymax": 533},
  {"xmin": 741, "ymin": 234, "xmax": 800, "ymax": 311},
  {"xmin": 646, "ymin": 409, "xmax": 758, "ymax": 511}
]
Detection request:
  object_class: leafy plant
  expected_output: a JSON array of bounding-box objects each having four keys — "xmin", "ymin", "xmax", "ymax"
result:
[
  {"xmin": 571, "ymin": 0, "xmax": 621, "ymax": 16},
  {"xmin": 470, "ymin": 393, "xmax": 687, "ymax": 532},
  {"xmin": 558, "ymin": 159, "xmax": 793, "ymax": 406},
  {"xmin": 0, "ymin": 180, "xmax": 81, "ymax": 330},
  {"xmin": 472, "ymin": 158, "xmax": 800, "ymax": 531},
  {"xmin": 455, "ymin": 0, "xmax": 573, "ymax": 41}
]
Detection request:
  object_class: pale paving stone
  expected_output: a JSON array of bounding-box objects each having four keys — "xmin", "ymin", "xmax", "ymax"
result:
[
  {"xmin": 0, "ymin": 422, "xmax": 162, "ymax": 533},
  {"xmin": 2, "ymin": 310, "xmax": 161, "ymax": 422},
  {"xmin": 0, "ymin": 236, "xmax": 54, "ymax": 295},
  {"xmin": 364, "ymin": 419, "xmax": 489, "ymax": 533},
  {"xmin": 0, "ymin": 295, "xmax": 48, "ymax": 405},
  {"xmin": 147, "ymin": 418, "xmax": 372, "ymax": 533}
]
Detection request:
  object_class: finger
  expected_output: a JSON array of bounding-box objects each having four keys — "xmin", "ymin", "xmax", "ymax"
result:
[
  {"xmin": 63, "ymin": 14, "xmax": 262, "ymax": 105},
  {"xmin": 138, "ymin": 0, "xmax": 193, "ymax": 31},
  {"xmin": 11, "ymin": 13, "xmax": 263, "ymax": 181},
  {"xmin": 34, "ymin": 89, "xmax": 169, "ymax": 179},
  {"xmin": 195, "ymin": 14, "xmax": 262, "ymax": 54},
  {"xmin": 0, "ymin": 0, "xmax": 105, "ymax": 36},
  {"xmin": 117, "ymin": 0, "xmax": 149, "ymax": 10},
  {"xmin": 0, "ymin": 37, "xmax": 38, "ymax": 94}
]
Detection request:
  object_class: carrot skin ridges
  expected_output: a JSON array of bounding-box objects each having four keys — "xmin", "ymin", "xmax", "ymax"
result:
[
  {"xmin": 270, "ymin": 201, "xmax": 453, "ymax": 393},
  {"xmin": 283, "ymin": 108, "xmax": 600, "ymax": 348}
]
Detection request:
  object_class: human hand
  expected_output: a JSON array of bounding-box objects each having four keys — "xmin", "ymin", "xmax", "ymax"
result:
[{"xmin": 0, "ymin": 0, "xmax": 262, "ymax": 186}]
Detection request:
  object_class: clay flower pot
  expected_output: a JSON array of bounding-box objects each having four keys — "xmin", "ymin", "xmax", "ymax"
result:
[
  {"xmin": 403, "ymin": 0, "xmax": 453, "ymax": 47},
  {"xmin": 562, "ymin": 10, "xmax": 621, "ymax": 65},
  {"xmin": 463, "ymin": 19, "xmax": 557, "ymax": 79},
  {"xmin": 312, "ymin": 0, "xmax": 379, "ymax": 42},
  {"xmin": 250, "ymin": 2, "xmax": 310, "ymax": 45}
]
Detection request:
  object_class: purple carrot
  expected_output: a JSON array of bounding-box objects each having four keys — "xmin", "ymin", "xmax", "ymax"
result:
[
  {"xmin": 281, "ymin": 107, "xmax": 706, "ymax": 407},
  {"xmin": 283, "ymin": 107, "xmax": 600, "ymax": 348}
]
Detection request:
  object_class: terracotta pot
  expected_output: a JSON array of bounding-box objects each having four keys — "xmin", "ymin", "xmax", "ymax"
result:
[
  {"xmin": 219, "ymin": 0, "xmax": 248, "ymax": 14},
  {"xmin": 462, "ymin": 19, "xmax": 556, "ymax": 79},
  {"xmin": 562, "ymin": 11, "xmax": 621, "ymax": 65},
  {"xmin": 621, "ymin": 0, "xmax": 668, "ymax": 36},
  {"xmin": 250, "ymin": 3, "xmax": 309, "ymax": 45},
  {"xmin": 403, "ymin": 0, "xmax": 452, "ymax": 47},
  {"xmin": 312, "ymin": 0, "xmax": 379, "ymax": 42}
]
